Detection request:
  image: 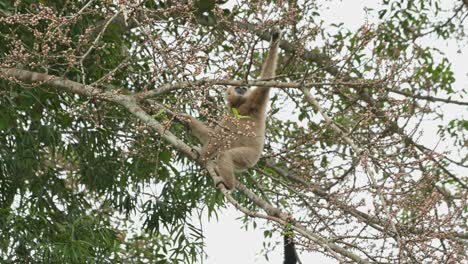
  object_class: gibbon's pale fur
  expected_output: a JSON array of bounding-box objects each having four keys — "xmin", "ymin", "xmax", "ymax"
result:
[{"xmin": 183, "ymin": 30, "xmax": 280, "ymax": 190}]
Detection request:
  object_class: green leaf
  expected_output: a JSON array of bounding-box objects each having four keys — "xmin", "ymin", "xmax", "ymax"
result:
[{"xmin": 231, "ymin": 108, "xmax": 251, "ymax": 119}]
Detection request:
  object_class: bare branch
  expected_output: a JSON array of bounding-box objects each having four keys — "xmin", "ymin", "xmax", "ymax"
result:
[
  {"xmin": 302, "ymin": 88, "xmax": 403, "ymax": 247},
  {"xmin": 389, "ymin": 88, "xmax": 468, "ymax": 106},
  {"xmin": 135, "ymin": 77, "xmax": 468, "ymax": 107}
]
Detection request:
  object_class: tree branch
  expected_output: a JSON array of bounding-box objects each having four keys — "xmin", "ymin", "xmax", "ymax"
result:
[
  {"xmin": 0, "ymin": 67, "xmax": 373, "ymax": 263},
  {"xmin": 135, "ymin": 77, "xmax": 468, "ymax": 106},
  {"xmin": 302, "ymin": 88, "xmax": 403, "ymax": 247},
  {"xmin": 389, "ymin": 88, "xmax": 468, "ymax": 106}
]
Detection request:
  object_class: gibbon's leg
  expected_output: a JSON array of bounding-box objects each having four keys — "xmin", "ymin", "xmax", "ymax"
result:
[{"xmin": 215, "ymin": 147, "xmax": 260, "ymax": 190}]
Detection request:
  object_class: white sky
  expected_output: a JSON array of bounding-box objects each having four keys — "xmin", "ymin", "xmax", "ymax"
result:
[{"xmin": 201, "ymin": 1, "xmax": 467, "ymax": 264}]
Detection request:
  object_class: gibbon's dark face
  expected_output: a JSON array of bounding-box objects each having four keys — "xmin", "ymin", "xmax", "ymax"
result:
[
  {"xmin": 234, "ymin": 86, "xmax": 248, "ymax": 95},
  {"xmin": 226, "ymin": 86, "xmax": 249, "ymax": 108}
]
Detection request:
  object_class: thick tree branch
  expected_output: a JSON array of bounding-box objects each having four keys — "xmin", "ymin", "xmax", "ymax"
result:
[
  {"xmin": 0, "ymin": 67, "xmax": 196, "ymax": 159},
  {"xmin": 0, "ymin": 67, "xmax": 372, "ymax": 263},
  {"xmin": 135, "ymin": 78, "xmax": 335, "ymax": 99},
  {"xmin": 135, "ymin": 77, "xmax": 468, "ymax": 106}
]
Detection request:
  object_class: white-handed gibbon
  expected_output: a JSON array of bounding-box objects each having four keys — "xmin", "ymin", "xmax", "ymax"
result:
[{"xmin": 181, "ymin": 29, "xmax": 281, "ymax": 190}]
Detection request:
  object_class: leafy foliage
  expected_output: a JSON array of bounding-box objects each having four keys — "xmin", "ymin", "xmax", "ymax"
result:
[{"xmin": 0, "ymin": 0, "xmax": 466, "ymax": 263}]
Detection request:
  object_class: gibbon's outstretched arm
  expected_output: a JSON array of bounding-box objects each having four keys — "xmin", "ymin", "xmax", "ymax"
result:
[
  {"xmin": 260, "ymin": 30, "xmax": 281, "ymax": 79},
  {"xmin": 247, "ymin": 29, "xmax": 281, "ymax": 111},
  {"xmin": 283, "ymin": 235, "xmax": 299, "ymax": 264}
]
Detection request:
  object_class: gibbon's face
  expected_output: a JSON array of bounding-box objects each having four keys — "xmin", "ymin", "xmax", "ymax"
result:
[{"xmin": 226, "ymin": 86, "xmax": 249, "ymax": 108}]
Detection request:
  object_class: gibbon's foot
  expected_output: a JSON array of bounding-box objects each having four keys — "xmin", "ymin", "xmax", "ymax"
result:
[
  {"xmin": 173, "ymin": 113, "xmax": 189, "ymax": 123},
  {"xmin": 171, "ymin": 115, "xmax": 184, "ymax": 125},
  {"xmin": 270, "ymin": 207, "xmax": 281, "ymax": 217},
  {"xmin": 270, "ymin": 28, "xmax": 281, "ymax": 42},
  {"xmin": 173, "ymin": 114, "xmax": 191, "ymax": 130},
  {"xmin": 191, "ymin": 147, "xmax": 201, "ymax": 160},
  {"xmin": 214, "ymin": 177, "xmax": 227, "ymax": 189},
  {"xmin": 213, "ymin": 167, "xmax": 234, "ymax": 190}
]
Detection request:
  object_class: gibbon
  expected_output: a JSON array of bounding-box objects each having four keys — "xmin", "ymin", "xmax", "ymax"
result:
[
  {"xmin": 283, "ymin": 234, "xmax": 299, "ymax": 264},
  {"xmin": 182, "ymin": 29, "xmax": 281, "ymax": 190}
]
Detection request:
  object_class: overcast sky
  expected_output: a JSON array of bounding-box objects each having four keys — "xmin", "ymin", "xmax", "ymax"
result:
[{"xmin": 201, "ymin": 1, "xmax": 467, "ymax": 263}]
